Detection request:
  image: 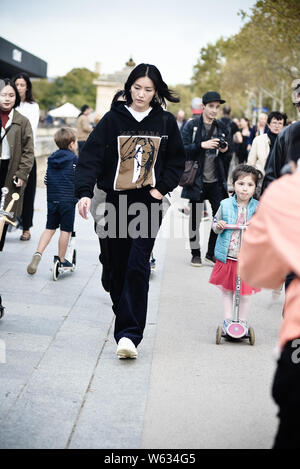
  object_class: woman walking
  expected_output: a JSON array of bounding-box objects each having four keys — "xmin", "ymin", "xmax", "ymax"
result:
[
  {"xmin": 14, "ymin": 72, "xmax": 40, "ymax": 241},
  {"xmin": 0, "ymin": 78, "xmax": 34, "ymax": 250},
  {"xmin": 236, "ymin": 117, "xmax": 250, "ymax": 164},
  {"xmin": 76, "ymin": 105, "xmax": 92, "ymax": 154},
  {"xmin": 75, "ymin": 63, "xmax": 185, "ymax": 359}
]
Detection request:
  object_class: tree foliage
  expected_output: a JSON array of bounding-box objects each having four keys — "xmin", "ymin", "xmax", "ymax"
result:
[
  {"xmin": 191, "ymin": 0, "xmax": 300, "ymax": 120},
  {"xmin": 32, "ymin": 68, "xmax": 97, "ymax": 111},
  {"xmin": 166, "ymin": 84, "xmax": 195, "ymax": 118},
  {"xmin": 34, "ymin": 1, "xmax": 300, "ymax": 121}
]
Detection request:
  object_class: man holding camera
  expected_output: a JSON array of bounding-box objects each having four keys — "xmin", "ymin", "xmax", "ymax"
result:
[{"xmin": 181, "ymin": 91, "xmax": 229, "ymax": 267}]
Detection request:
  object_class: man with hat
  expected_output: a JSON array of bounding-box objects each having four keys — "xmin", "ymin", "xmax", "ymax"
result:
[{"xmin": 181, "ymin": 91, "xmax": 229, "ymax": 267}]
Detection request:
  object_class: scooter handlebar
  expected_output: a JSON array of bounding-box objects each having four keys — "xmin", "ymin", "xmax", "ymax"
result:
[{"xmin": 223, "ymin": 224, "xmax": 248, "ymax": 230}]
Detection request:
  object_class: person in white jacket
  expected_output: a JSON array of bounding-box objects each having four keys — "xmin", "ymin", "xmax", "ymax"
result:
[
  {"xmin": 14, "ymin": 72, "xmax": 40, "ymax": 241},
  {"xmin": 247, "ymin": 111, "xmax": 286, "ymax": 175}
]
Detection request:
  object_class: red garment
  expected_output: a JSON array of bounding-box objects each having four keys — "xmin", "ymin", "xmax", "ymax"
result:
[
  {"xmin": 209, "ymin": 259, "xmax": 261, "ymax": 295},
  {"xmin": 0, "ymin": 110, "xmax": 10, "ymax": 129}
]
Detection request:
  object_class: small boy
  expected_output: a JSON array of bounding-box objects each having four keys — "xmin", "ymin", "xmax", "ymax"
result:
[{"xmin": 27, "ymin": 127, "xmax": 78, "ymax": 275}]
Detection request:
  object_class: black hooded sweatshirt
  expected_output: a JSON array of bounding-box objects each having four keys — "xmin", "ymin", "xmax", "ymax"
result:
[{"xmin": 75, "ymin": 103, "xmax": 185, "ymax": 199}]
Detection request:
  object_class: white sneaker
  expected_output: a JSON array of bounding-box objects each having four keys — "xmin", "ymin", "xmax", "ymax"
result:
[
  {"xmin": 27, "ymin": 252, "xmax": 42, "ymax": 275},
  {"xmin": 116, "ymin": 337, "xmax": 138, "ymax": 359}
]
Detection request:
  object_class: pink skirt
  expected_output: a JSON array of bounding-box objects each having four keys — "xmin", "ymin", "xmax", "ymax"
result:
[{"xmin": 209, "ymin": 259, "xmax": 261, "ymax": 295}]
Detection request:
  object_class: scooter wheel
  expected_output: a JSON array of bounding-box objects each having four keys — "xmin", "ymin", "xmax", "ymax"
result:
[
  {"xmin": 249, "ymin": 327, "xmax": 255, "ymax": 346},
  {"xmin": 216, "ymin": 326, "xmax": 222, "ymax": 345},
  {"xmin": 53, "ymin": 259, "xmax": 60, "ymax": 281},
  {"xmin": 0, "ymin": 296, "xmax": 5, "ymax": 319},
  {"xmin": 72, "ymin": 249, "xmax": 77, "ymax": 269}
]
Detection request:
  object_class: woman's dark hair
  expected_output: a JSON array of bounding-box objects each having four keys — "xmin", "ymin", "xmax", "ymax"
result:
[
  {"xmin": 231, "ymin": 164, "xmax": 263, "ymax": 188},
  {"xmin": 267, "ymin": 111, "xmax": 287, "ymax": 126},
  {"xmin": 78, "ymin": 104, "xmax": 89, "ymax": 117},
  {"xmin": 111, "ymin": 90, "xmax": 126, "ymax": 108},
  {"xmin": 124, "ymin": 63, "xmax": 180, "ymax": 108},
  {"xmin": 0, "ymin": 78, "xmax": 21, "ymax": 108},
  {"xmin": 13, "ymin": 72, "xmax": 35, "ymax": 103},
  {"xmin": 240, "ymin": 116, "xmax": 250, "ymax": 128}
]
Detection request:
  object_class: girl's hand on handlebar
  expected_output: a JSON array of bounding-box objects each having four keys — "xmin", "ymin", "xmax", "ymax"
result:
[
  {"xmin": 78, "ymin": 197, "xmax": 91, "ymax": 219},
  {"xmin": 216, "ymin": 220, "xmax": 227, "ymax": 230}
]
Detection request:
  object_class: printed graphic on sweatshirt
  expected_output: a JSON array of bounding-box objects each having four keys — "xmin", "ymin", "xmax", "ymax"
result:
[{"xmin": 114, "ymin": 135, "xmax": 162, "ymax": 190}]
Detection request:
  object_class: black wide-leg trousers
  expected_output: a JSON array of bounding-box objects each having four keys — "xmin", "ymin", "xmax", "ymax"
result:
[{"xmin": 105, "ymin": 188, "xmax": 163, "ymax": 347}]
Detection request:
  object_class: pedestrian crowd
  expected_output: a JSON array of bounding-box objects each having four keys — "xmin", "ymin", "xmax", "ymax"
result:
[{"xmin": 1, "ymin": 66, "xmax": 300, "ymax": 448}]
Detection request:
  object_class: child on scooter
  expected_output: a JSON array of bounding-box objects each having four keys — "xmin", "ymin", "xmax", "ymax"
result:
[
  {"xmin": 209, "ymin": 164, "xmax": 262, "ymax": 334},
  {"xmin": 27, "ymin": 127, "xmax": 78, "ymax": 275}
]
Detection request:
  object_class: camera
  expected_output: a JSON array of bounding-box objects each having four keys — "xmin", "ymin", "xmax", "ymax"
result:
[{"xmin": 218, "ymin": 134, "xmax": 227, "ymax": 149}]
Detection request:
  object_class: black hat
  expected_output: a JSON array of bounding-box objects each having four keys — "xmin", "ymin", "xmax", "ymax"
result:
[{"xmin": 202, "ymin": 91, "xmax": 226, "ymax": 105}]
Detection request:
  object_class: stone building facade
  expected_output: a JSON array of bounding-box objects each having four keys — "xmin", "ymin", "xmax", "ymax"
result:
[{"xmin": 93, "ymin": 58, "xmax": 135, "ymax": 116}]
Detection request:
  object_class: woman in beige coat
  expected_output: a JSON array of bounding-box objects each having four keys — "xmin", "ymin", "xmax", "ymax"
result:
[
  {"xmin": 76, "ymin": 104, "xmax": 92, "ymax": 154},
  {"xmin": 0, "ymin": 78, "xmax": 34, "ymax": 251}
]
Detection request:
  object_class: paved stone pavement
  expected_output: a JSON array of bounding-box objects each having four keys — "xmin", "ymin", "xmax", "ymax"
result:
[{"xmin": 0, "ymin": 186, "xmax": 283, "ymax": 449}]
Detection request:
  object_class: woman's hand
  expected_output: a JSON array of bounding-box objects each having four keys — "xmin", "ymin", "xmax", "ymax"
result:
[
  {"xmin": 13, "ymin": 176, "xmax": 24, "ymax": 188},
  {"xmin": 78, "ymin": 197, "xmax": 91, "ymax": 219},
  {"xmin": 216, "ymin": 219, "xmax": 227, "ymax": 230},
  {"xmin": 149, "ymin": 188, "xmax": 163, "ymax": 200}
]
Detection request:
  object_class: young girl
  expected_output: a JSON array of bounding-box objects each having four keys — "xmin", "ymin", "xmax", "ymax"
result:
[{"xmin": 209, "ymin": 164, "xmax": 262, "ymax": 333}]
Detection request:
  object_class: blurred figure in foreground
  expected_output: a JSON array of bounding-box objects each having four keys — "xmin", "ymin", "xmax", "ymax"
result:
[{"xmin": 239, "ymin": 121, "xmax": 300, "ymax": 448}]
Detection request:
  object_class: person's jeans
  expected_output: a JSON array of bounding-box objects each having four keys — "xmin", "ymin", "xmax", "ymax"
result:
[
  {"xmin": 0, "ymin": 159, "xmax": 10, "ymax": 251},
  {"xmin": 20, "ymin": 159, "xmax": 37, "ymax": 231}
]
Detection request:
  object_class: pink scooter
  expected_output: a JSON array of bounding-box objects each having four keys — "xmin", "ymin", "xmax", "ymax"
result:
[{"xmin": 216, "ymin": 224, "xmax": 255, "ymax": 345}]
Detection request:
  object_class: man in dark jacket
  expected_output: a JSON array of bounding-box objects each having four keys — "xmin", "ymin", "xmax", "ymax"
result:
[
  {"xmin": 181, "ymin": 91, "xmax": 229, "ymax": 266},
  {"xmin": 262, "ymin": 83, "xmax": 300, "ymax": 192}
]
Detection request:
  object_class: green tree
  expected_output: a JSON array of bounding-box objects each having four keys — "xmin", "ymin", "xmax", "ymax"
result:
[
  {"xmin": 191, "ymin": 0, "xmax": 300, "ymax": 119},
  {"xmin": 32, "ymin": 67, "xmax": 97, "ymax": 111},
  {"xmin": 234, "ymin": 0, "xmax": 300, "ymax": 118},
  {"xmin": 32, "ymin": 79, "xmax": 58, "ymax": 110},
  {"xmin": 192, "ymin": 40, "xmax": 226, "ymax": 97},
  {"xmin": 167, "ymin": 84, "xmax": 194, "ymax": 118},
  {"xmin": 54, "ymin": 68, "xmax": 97, "ymax": 109}
]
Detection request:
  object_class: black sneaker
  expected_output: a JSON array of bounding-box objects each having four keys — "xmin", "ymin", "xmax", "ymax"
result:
[
  {"xmin": 204, "ymin": 253, "xmax": 216, "ymax": 266},
  {"xmin": 60, "ymin": 259, "xmax": 73, "ymax": 268},
  {"xmin": 0, "ymin": 295, "xmax": 5, "ymax": 319},
  {"xmin": 191, "ymin": 256, "xmax": 202, "ymax": 267}
]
